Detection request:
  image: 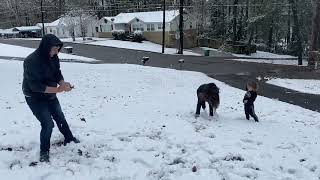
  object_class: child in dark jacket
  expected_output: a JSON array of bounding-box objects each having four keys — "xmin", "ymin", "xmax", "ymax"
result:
[{"xmin": 243, "ymin": 81, "xmax": 259, "ymax": 122}]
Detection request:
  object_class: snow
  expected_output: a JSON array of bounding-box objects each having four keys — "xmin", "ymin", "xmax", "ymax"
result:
[
  {"xmin": 233, "ymin": 51, "xmax": 297, "ymax": 59},
  {"xmin": 67, "ymin": 38, "xmax": 200, "ymax": 56},
  {"xmin": 113, "ymin": 10, "xmax": 179, "ymax": 24},
  {"xmin": 0, "ymin": 59, "xmax": 319, "ymax": 179},
  {"xmin": 13, "ymin": 26, "xmax": 41, "ymax": 32},
  {"xmin": 201, "ymin": 47, "xmax": 306, "ymax": 66},
  {"xmin": 14, "ymin": 38, "xmax": 200, "ymax": 56},
  {"xmin": 0, "ymin": 43, "xmax": 98, "ymax": 62},
  {"xmin": 267, "ymin": 78, "xmax": 320, "ymax": 95},
  {"xmin": 228, "ymin": 58, "xmax": 308, "ymax": 66}
]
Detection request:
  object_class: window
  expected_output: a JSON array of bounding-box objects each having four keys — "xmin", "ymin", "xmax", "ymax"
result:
[
  {"xmin": 95, "ymin": 27, "xmax": 99, "ymax": 33},
  {"xmin": 134, "ymin": 24, "xmax": 144, "ymax": 31},
  {"xmin": 111, "ymin": 24, "xmax": 113, "ymax": 31},
  {"xmin": 158, "ymin": 23, "xmax": 163, "ymax": 30},
  {"xmin": 132, "ymin": 24, "xmax": 137, "ymax": 31},
  {"xmin": 147, "ymin": 24, "xmax": 155, "ymax": 31},
  {"xmin": 139, "ymin": 24, "xmax": 144, "ymax": 31}
]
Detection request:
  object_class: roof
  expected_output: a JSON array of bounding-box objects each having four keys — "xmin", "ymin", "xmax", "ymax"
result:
[
  {"xmin": 0, "ymin": 28, "xmax": 19, "ymax": 34},
  {"xmin": 113, "ymin": 10, "xmax": 179, "ymax": 24},
  {"xmin": 13, "ymin": 26, "xmax": 41, "ymax": 32},
  {"xmin": 101, "ymin": 17, "xmax": 115, "ymax": 22}
]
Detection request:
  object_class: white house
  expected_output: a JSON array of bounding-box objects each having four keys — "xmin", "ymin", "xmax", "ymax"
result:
[
  {"xmin": 37, "ymin": 16, "xmax": 99, "ymax": 38},
  {"xmin": 97, "ymin": 17, "xmax": 115, "ymax": 33},
  {"xmin": 105, "ymin": 10, "xmax": 196, "ymax": 33},
  {"xmin": 0, "ymin": 28, "xmax": 18, "ymax": 38}
]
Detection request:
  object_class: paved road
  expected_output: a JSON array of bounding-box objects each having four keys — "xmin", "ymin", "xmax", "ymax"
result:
[{"xmin": 1, "ymin": 39, "xmax": 319, "ymax": 112}]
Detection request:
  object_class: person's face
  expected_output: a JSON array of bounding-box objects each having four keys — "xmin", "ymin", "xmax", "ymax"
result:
[{"xmin": 49, "ymin": 46, "xmax": 60, "ymax": 58}]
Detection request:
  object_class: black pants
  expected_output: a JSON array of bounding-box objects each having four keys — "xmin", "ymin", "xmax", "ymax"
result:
[
  {"xmin": 244, "ymin": 104, "xmax": 259, "ymax": 122},
  {"xmin": 26, "ymin": 97, "xmax": 74, "ymax": 152}
]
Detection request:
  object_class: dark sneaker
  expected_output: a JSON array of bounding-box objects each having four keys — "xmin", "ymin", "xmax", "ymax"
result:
[
  {"xmin": 40, "ymin": 151, "xmax": 50, "ymax": 162},
  {"xmin": 64, "ymin": 137, "xmax": 80, "ymax": 146}
]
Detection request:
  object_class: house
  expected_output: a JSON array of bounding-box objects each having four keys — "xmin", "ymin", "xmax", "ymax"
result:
[
  {"xmin": 106, "ymin": 10, "xmax": 196, "ymax": 32},
  {"xmin": 12, "ymin": 26, "xmax": 42, "ymax": 38},
  {"xmin": 97, "ymin": 17, "xmax": 115, "ymax": 32},
  {"xmin": 97, "ymin": 10, "xmax": 197, "ymax": 48},
  {"xmin": 0, "ymin": 28, "xmax": 19, "ymax": 38},
  {"xmin": 37, "ymin": 16, "xmax": 99, "ymax": 38}
]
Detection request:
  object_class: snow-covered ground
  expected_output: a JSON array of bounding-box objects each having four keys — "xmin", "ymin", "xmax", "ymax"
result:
[
  {"xmin": 0, "ymin": 43, "xmax": 97, "ymax": 62},
  {"xmin": 228, "ymin": 58, "xmax": 307, "ymax": 66},
  {"xmin": 15, "ymin": 37, "xmax": 201, "ymax": 56},
  {"xmin": 233, "ymin": 51, "xmax": 297, "ymax": 59},
  {"xmin": 62, "ymin": 38, "xmax": 200, "ymax": 56},
  {"xmin": 267, "ymin": 78, "xmax": 320, "ymax": 95},
  {"xmin": 0, "ymin": 59, "xmax": 319, "ymax": 180},
  {"xmin": 201, "ymin": 47, "xmax": 306, "ymax": 66}
]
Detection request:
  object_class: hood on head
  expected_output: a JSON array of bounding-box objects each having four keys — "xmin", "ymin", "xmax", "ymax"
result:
[{"xmin": 38, "ymin": 34, "xmax": 63, "ymax": 59}]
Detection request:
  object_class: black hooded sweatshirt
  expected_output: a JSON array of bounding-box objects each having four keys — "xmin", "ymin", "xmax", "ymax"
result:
[{"xmin": 22, "ymin": 34, "xmax": 64, "ymax": 99}]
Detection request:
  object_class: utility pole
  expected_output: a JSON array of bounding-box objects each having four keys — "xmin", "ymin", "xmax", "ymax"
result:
[
  {"xmin": 178, "ymin": 0, "xmax": 184, "ymax": 54},
  {"xmin": 41, "ymin": 0, "xmax": 45, "ymax": 36},
  {"xmin": 162, "ymin": 0, "xmax": 166, "ymax": 53}
]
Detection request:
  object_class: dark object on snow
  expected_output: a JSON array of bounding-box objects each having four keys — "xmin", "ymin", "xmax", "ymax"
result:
[
  {"xmin": 77, "ymin": 149, "xmax": 83, "ymax": 156},
  {"xmin": 195, "ymin": 83, "xmax": 220, "ymax": 117},
  {"xmin": 29, "ymin": 161, "xmax": 38, "ymax": 167},
  {"xmin": 223, "ymin": 154, "xmax": 244, "ymax": 161},
  {"xmin": 64, "ymin": 137, "xmax": 80, "ymax": 146},
  {"xmin": 141, "ymin": 56, "xmax": 150, "ymax": 65},
  {"xmin": 0, "ymin": 147, "xmax": 13, "ymax": 151},
  {"xmin": 192, "ymin": 166, "xmax": 197, "ymax": 172},
  {"xmin": 169, "ymin": 158, "xmax": 185, "ymax": 165},
  {"xmin": 80, "ymin": 117, "xmax": 86, "ymax": 122}
]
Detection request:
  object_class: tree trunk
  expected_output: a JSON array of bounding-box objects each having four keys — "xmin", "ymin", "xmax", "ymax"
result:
[
  {"xmin": 286, "ymin": 1, "xmax": 291, "ymax": 48},
  {"xmin": 233, "ymin": 0, "xmax": 239, "ymax": 43},
  {"xmin": 267, "ymin": 19, "xmax": 274, "ymax": 52},
  {"xmin": 308, "ymin": 0, "xmax": 320, "ymax": 66},
  {"xmin": 290, "ymin": 0, "xmax": 303, "ymax": 65}
]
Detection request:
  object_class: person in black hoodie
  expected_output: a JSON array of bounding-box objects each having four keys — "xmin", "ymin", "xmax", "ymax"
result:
[
  {"xmin": 23, "ymin": 34, "xmax": 79, "ymax": 162},
  {"xmin": 243, "ymin": 81, "xmax": 259, "ymax": 122}
]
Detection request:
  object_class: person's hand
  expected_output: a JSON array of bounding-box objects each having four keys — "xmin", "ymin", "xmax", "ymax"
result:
[{"xmin": 59, "ymin": 82, "xmax": 73, "ymax": 92}]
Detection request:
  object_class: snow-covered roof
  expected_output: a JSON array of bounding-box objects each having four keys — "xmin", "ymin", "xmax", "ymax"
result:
[
  {"xmin": 13, "ymin": 26, "xmax": 41, "ymax": 32},
  {"xmin": 101, "ymin": 17, "xmax": 115, "ymax": 22},
  {"xmin": 0, "ymin": 28, "xmax": 19, "ymax": 34},
  {"xmin": 113, "ymin": 10, "xmax": 179, "ymax": 24}
]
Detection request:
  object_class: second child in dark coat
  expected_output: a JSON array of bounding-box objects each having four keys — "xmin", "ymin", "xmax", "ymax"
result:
[{"xmin": 243, "ymin": 81, "xmax": 259, "ymax": 122}]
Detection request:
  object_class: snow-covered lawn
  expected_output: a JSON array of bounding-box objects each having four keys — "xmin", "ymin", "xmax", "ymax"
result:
[
  {"xmin": 201, "ymin": 47, "xmax": 306, "ymax": 66},
  {"xmin": 228, "ymin": 58, "xmax": 308, "ymax": 66},
  {"xmin": 0, "ymin": 59, "xmax": 319, "ymax": 180},
  {"xmin": 233, "ymin": 51, "xmax": 297, "ymax": 59},
  {"xmin": 0, "ymin": 43, "xmax": 97, "ymax": 62},
  {"xmin": 267, "ymin": 78, "xmax": 320, "ymax": 95},
  {"xmin": 63, "ymin": 38, "xmax": 200, "ymax": 56},
  {"xmin": 16, "ymin": 37, "xmax": 201, "ymax": 56}
]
